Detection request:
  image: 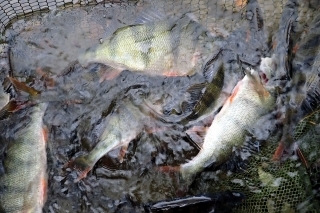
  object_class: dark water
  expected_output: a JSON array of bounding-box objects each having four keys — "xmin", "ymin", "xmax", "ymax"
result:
[{"xmin": 0, "ymin": 0, "xmax": 320, "ymax": 213}]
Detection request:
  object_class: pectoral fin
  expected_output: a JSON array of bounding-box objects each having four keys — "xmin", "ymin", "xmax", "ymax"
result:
[
  {"xmin": 186, "ymin": 126, "xmax": 208, "ymax": 150},
  {"xmin": 0, "ymin": 99, "xmax": 28, "ymax": 120},
  {"xmin": 8, "ymin": 76, "xmax": 40, "ymax": 97},
  {"xmin": 118, "ymin": 144, "xmax": 129, "ymax": 163}
]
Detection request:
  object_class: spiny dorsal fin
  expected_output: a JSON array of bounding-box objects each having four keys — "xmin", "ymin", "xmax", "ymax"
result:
[{"xmin": 134, "ymin": 8, "xmax": 167, "ymax": 25}]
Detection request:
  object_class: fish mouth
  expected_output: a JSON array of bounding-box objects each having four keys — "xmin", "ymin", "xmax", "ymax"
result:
[{"xmin": 259, "ymin": 71, "xmax": 268, "ymax": 84}]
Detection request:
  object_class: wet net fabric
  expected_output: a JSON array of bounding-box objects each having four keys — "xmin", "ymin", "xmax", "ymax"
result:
[
  {"xmin": 1, "ymin": 0, "xmax": 320, "ymax": 212},
  {"xmin": 0, "ymin": 0, "xmax": 284, "ymax": 36}
]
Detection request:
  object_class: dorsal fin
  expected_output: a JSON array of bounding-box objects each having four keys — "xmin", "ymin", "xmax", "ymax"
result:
[{"xmin": 134, "ymin": 8, "xmax": 167, "ymax": 25}]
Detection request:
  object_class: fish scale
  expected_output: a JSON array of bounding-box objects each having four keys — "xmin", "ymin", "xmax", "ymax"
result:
[
  {"xmin": 180, "ymin": 69, "xmax": 275, "ymax": 180},
  {"xmin": 0, "ymin": 103, "xmax": 47, "ymax": 213},
  {"xmin": 79, "ymin": 13, "xmax": 222, "ymax": 76}
]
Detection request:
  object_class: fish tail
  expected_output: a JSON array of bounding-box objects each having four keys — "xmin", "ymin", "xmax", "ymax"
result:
[{"xmin": 66, "ymin": 155, "xmax": 94, "ymax": 182}]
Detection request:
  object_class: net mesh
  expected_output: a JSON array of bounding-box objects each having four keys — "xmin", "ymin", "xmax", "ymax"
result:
[
  {"xmin": 0, "ymin": 0, "xmax": 287, "ymax": 37},
  {"xmin": 0, "ymin": 0, "xmax": 320, "ymax": 212}
]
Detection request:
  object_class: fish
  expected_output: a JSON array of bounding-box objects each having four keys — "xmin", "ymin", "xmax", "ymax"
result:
[
  {"xmin": 145, "ymin": 56, "xmax": 225, "ymax": 126},
  {"xmin": 0, "ymin": 103, "xmax": 48, "ymax": 213},
  {"xmin": 161, "ymin": 68, "xmax": 274, "ymax": 180},
  {"xmin": 78, "ymin": 12, "xmax": 223, "ymax": 77},
  {"xmin": 0, "ymin": 77, "xmax": 41, "ymax": 120},
  {"xmin": 67, "ymin": 99, "xmax": 152, "ymax": 181},
  {"xmin": 272, "ymin": 12, "xmax": 320, "ymax": 163},
  {"xmin": 144, "ymin": 190, "xmax": 245, "ymax": 213}
]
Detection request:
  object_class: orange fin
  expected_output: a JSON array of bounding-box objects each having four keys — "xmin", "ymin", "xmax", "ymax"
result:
[
  {"xmin": 36, "ymin": 68, "xmax": 55, "ymax": 88},
  {"xmin": 8, "ymin": 76, "xmax": 40, "ymax": 97},
  {"xmin": 272, "ymin": 141, "xmax": 285, "ymax": 161},
  {"xmin": 118, "ymin": 144, "xmax": 128, "ymax": 163},
  {"xmin": 229, "ymin": 81, "xmax": 242, "ymax": 103},
  {"xmin": 99, "ymin": 68, "xmax": 121, "ymax": 82},
  {"xmin": 185, "ymin": 126, "xmax": 208, "ymax": 150},
  {"xmin": 236, "ymin": 0, "xmax": 247, "ymax": 8},
  {"xmin": 41, "ymin": 176, "xmax": 48, "ymax": 205},
  {"xmin": 162, "ymin": 71, "xmax": 180, "ymax": 77},
  {"xmin": 65, "ymin": 156, "xmax": 93, "ymax": 182},
  {"xmin": 0, "ymin": 100, "xmax": 29, "ymax": 119},
  {"xmin": 42, "ymin": 126, "xmax": 49, "ymax": 143},
  {"xmin": 158, "ymin": 165, "xmax": 181, "ymax": 173}
]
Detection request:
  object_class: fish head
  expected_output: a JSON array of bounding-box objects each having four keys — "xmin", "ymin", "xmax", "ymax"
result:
[
  {"xmin": 243, "ymin": 67, "xmax": 275, "ymax": 106},
  {"xmin": 259, "ymin": 57, "xmax": 276, "ymax": 82}
]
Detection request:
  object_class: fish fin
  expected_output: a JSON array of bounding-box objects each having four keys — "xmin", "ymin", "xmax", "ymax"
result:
[
  {"xmin": 295, "ymin": 145, "xmax": 309, "ymax": 169},
  {"xmin": 0, "ymin": 99, "xmax": 28, "ymax": 119},
  {"xmin": 186, "ymin": 126, "xmax": 208, "ymax": 150},
  {"xmin": 134, "ymin": 8, "xmax": 166, "ymax": 24},
  {"xmin": 103, "ymin": 18, "xmax": 122, "ymax": 40},
  {"xmin": 162, "ymin": 71, "xmax": 181, "ymax": 77},
  {"xmin": 65, "ymin": 155, "xmax": 93, "ymax": 182},
  {"xmin": 181, "ymin": 101, "xmax": 194, "ymax": 113},
  {"xmin": 236, "ymin": 0, "xmax": 247, "ymax": 9},
  {"xmin": 158, "ymin": 165, "xmax": 181, "ymax": 173},
  {"xmin": 229, "ymin": 81, "xmax": 242, "ymax": 103},
  {"xmin": 118, "ymin": 144, "xmax": 129, "ymax": 163},
  {"xmin": 41, "ymin": 176, "xmax": 48, "ymax": 206},
  {"xmin": 42, "ymin": 126, "xmax": 49, "ymax": 143},
  {"xmin": 8, "ymin": 76, "xmax": 40, "ymax": 97},
  {"xmin": 99, "ymin": 67, "xmax": 122, "ymax": 82},
  {"xmin": 186, "ymin": 83, "xmax": 207, "ymax": 102},
  {"xmin": 272, "ymin": 141, "xmax": 286, "ymax": 161}
]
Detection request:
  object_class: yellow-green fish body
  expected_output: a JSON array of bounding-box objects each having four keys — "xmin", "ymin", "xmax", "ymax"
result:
[
  {"xmin": 180, "ymin": 69, "xmax": 275, "ymax": 180},
  {"xmin": 79, "ymin": 13, "xmax": 221, "ymax": 76},
  {"xmin": 69, "ymin": 100, "xmax": 149, "ymax": 181},
  {"xmin": 0, "ymin": 103, "xmax": 48, "ymax": 213}
]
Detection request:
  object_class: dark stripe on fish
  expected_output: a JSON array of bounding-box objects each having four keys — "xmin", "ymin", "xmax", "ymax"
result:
[
  {"xmin": 108, "ymin": 26, "xmax": 124, "ymax": 60},
  {"xmin": 181, "ymin": 60, "xmax": 224, "ymax": 123},
  {"xmin": 132, "ymin": 22, "xmax": 154, "ymax": 69},
  {"xmin": 5, "ymin": 157, "xmax": 38, "ymax": 170}
]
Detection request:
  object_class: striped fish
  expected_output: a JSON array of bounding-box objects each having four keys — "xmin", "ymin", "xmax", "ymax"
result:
[
  {"xmin": 78, "ymin": 12, "xmax": 222, "ymax": 77},
  {"xmin": 67, "ymin": 99, "xmax": 150, "ymax": 182},
  {"xmin": 0, "ymin": 103, "xmax": 48, "ymax": 213}
]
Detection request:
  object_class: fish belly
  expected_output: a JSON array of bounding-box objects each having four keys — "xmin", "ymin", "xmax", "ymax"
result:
[
  {"xmin": 86, "ymin": 15, "xmax": 218, "ymax": 76},
  {"xmin": 0, "ymin": 104, "xmax": 47, "ymax": 213},
  {"xmin": 180, "ymin": 72, "xmax": 274, "ymax": 179}
]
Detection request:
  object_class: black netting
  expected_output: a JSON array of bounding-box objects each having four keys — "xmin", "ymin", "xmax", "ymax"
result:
[{"xmin": 0, "ymin": 0, "xmax": 320, "ymax": 212}]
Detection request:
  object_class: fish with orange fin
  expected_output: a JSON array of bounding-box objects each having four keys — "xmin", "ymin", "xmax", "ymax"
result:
[
  {"xmin": 78, "ymin": 11, "xmax": 223, "ymax": 78},
  {"xmin": 0, "ymin": 103, "xmax": 48, "ymax": 212},
  {"xmin": 160, "ymin": 68, "xmax": 275, "ymax": 181},
  {"xmin": 66, "ymin": 98, "xmax": 153, "ymax": 182},
  {"xmin": 0, "ymin": 76, "xmax": 41, "ymax": 119}
]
